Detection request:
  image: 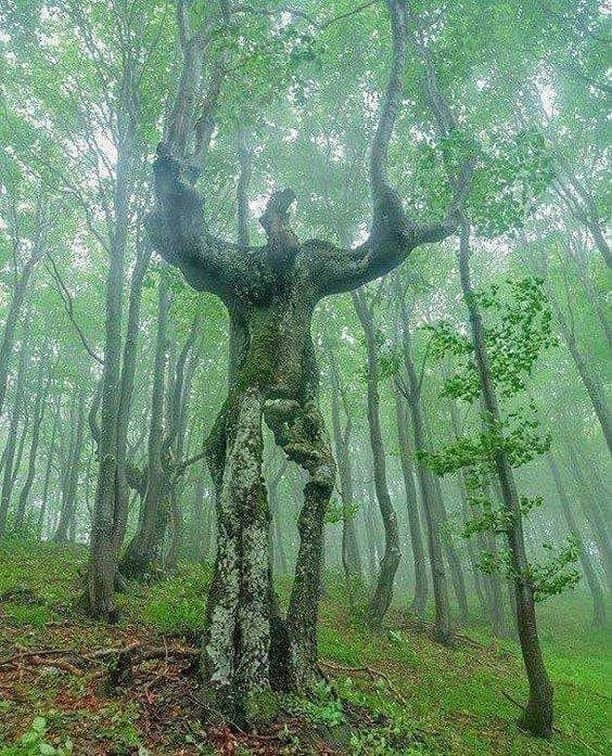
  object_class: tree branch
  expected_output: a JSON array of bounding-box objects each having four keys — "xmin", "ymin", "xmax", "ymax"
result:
[{"xmin": 44, "ymin": 256, "xmax": 104, "ymax": 365}]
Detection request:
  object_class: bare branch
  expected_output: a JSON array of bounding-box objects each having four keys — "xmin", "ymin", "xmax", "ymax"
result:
[{"xmin": 44, "ymin": 256, "xmax": 104, "ymax": 365}]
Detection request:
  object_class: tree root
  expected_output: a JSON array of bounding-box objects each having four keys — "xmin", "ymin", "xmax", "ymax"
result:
[
  {"xmin": 501, "ymin": 690, "xmax": 603, "ymax": 755},
  {"xmin": 0, "ymin": 642, "xmax": 199, "ymax": 675},
  {"xmin": 319, "ymin": 659, "xmax": 408, "ymax": 706}
]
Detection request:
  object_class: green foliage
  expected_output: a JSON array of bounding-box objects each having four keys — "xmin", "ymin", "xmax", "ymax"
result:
[
  {"xmin": 0, "ymin": 717, "xmax": 73, "ymax": 756},
  {"xmin": 325, "ymin": 497, "xmax": 358, "ymax": 525},
  {"xmin": 530, "ymin": 539, "xmax": 582, "ymax": 602},
  {"xmin": 288, "ymin": 682, "xmax": 345, "ymax": 728}
]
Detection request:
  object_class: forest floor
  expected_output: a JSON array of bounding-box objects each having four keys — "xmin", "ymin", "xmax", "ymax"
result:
[{"xmin": 0, "ymin": 540, "xmax": 609, "ymax": 755}]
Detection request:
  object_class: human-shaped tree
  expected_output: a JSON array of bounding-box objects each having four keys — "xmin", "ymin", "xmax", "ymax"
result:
[{"xmin": 148, "ymin": 0, "xmax": 469, "ymax": 721}]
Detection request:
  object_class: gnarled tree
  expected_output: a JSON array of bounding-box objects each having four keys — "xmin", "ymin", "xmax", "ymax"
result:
[{"xmin": 148, "ymin": 0, "xmax": 468, "ymax": 722}]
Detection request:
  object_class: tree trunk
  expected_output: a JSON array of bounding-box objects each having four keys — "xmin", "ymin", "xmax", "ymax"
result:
[
  {"xmin": 88, "ymin": 125, "xmax": 135, "ymax": 621},
  {"xmin": 353, "ymin": 291, "xmax": 401, "ymax": 627},
  {"xmin": 553, "ymin": 303, "xmax": 612, "ymax": 457},
  {"xmin": 326, "ymin": 343, "xmax": 364, "ymax": 597},
  {"xmin": 433, "ymin": 474, "xmax": 469, "ymax": 623},
  {"xmin": 396, "ymin": 289, "xmax": 452, "ymax": 644},
  {"xmin": 121, "ymin": 272, "xmax": 171, "ymax": 578},
  {"xmin": 113, "ymin": 238, "xmax": 153, "ymax": 558},
  {"xmin": 566, "ymin": 445, "xmax": 612, "ymax": 594},
  {"xmin": 393, "ymin": 385, "xmax": 428, "ymax": 616},
  {"xmin": 0, "ymin": 252, "xmax": 43, "ymax": 418},
  {"xmin": 548, "ymin": 455, "xmax": 606, "ymax": 627},
  {"xmin": 202, "ymin": 386, "xmax": 273, "ymax": 723},
  {"xmin": 0, "ymin": 326, "xmax": 30, "ymax": 536},
  {"xmin": 14, "ymin": 355, "xmax": 50, "ymax": 533},
  {"xmin": 459, "ymin": 222, "xmax": 553, "ymax": 738},
  {"xmin": 38, "ymin": 397, "xmax": 61, "ymax": 540},
  {"xmin": 54, "ymin": 390, "xmax": 86, "ymax": 543}
]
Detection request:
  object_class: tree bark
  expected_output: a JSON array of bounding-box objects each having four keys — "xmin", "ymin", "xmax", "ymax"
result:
[
  {"xmin": 38, "ymin": 396, "xmax": 61, "ymax": 539},
  {"xmin": 121, "ymin": 271, "xmax": 171, "ymax": 578},
  {"xmin": 13, "ymin": 354, "xmax": 50, "ymax": 533},
  {"xmin": 566, "ymin": 444, "xmax": 612, "ymax": 594},
  {"xmin": 396, "ymin": 290, "xmax": 452, "ymax": 644},
  {"xmin": 0, "ymin": 324, "xmax": 31, "ymax": 536},
  {"xmin": 0, "ymin": 230, "xmax": 45, "ymax": 418},
  {"xmin": 326, "ymin": 342, "xmax": 364, "ymax": 596},
  {"xmin": 88, "ymin": 120, "xmax": 136, "ymax": 621},
  {"xmin": 432, "ymin": 474, "xmax": 469, "ymax": 623},
  {"xmin": 54, "ymin": 389, "xmax": 86, "ymax": 543},
  {"xmin": 552, "ymin": 298, "xmax": 612, "ymax": 456}
]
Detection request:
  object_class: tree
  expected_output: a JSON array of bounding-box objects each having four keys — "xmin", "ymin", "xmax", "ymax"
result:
[
  {"xmin": 353, "ymin": 289, "xmax": 400, "ymax": 627},
  {"xmin": 147, "ymin": 0, "xmax": 469, "ymax": 720}
]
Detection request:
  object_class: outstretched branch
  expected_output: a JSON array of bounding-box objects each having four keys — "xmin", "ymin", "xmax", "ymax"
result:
[
  {"xmin": 149, "ymin": 148, "xmax": 251, "ymax": 298},
  {"xmin": 310, "ymin": 0, "xmax": 471, "ymax": 297}
]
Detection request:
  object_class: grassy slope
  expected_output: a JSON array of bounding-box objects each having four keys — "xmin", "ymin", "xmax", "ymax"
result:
[{"xmin": 0, "ymin": 539, "xmax": 609, "ymax": 755}]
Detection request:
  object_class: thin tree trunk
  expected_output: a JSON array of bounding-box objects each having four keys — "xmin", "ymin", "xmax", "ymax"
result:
[
  {"xmin": 0, "ymin": 244, "xmax": 44, "ymax": 417},
  {"xmin": 326, "ymin": 343, "xmax": 364, "ymax": 596},
  {"xmin": 121, "ymin": 272, "xmax": 170, "ymax": 578},
  {"xmin": 566, "ymin": 445, "xmax": 612, "ymax": 594},
  {"xmin": 353, "ymin": 291, "xmax": 401, "ymax": 627},
  {"xmin": 548, "ymin": 455, "xmax": 606, "ymax": 627},
  {"xmin": 14, "ymin": 355, "xmax": 50, "ymax": 532},
  {"xmin": 88, "ymin": 123, "xmax": 135, "ymax": 621},
  {"xmin": 38, "ymin": 396, "xmax": 61, "ymax": 539},
  {"xmin": 0, "ymin": 325, "xmax": 31, "ymax": 535},
  {"xmin": 552, "ymin": 300, "xmax": 612, "ymax": 456},
  {"xmin": 113, "ymin": 237, "xmax": 153, "ymax": 558},
  {"xmin": 432, "ymin": 474, "xmax": 469, "ymax": 623},
  {"xmin": 396, "ymin": 288, "xmax": 452, "ymax": 644},
  {"xmin": 459, "ymin": 222, "xmax": 553, "ymax": 738},
  {"xmin": 393, "ymin": 385, "xmax": 428, "ymax": 616},
  {"xmin": 54, "ymin": 390, "xmax": 86, "ymax": 543}
]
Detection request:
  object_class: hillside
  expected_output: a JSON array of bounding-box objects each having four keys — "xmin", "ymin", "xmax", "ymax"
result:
[{"xmin": 0, "ymin": 541, "xmax": 609, "ymax": 755}]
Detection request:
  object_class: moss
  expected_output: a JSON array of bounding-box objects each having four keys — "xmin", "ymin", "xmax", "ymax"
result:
[
  {"xmin": 244, "ymin": 689, "xmax": 281, "ymax": 727},
  {"xmin": 238, "ymin": 309, "xmax": 280, "ymax": 391}
]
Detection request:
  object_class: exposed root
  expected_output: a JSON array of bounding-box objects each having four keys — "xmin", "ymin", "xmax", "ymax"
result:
[{"xmin": 319, "ymin": 659, "xmax": 408, "ymax": 707}]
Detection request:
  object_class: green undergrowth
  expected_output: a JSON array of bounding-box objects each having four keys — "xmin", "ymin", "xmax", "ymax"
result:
[
  {"xmin": 0, "ymin": 540, "xmax": 610, "ymax": 754},
  {"xmin": 138, "ymin": 561, "xmax": 212, "ymax": 638}
]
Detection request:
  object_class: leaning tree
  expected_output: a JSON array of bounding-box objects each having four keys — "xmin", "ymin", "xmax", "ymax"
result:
[{"xmin": 149, "ymin": 0, "xmax": 469, "ymax": 722}]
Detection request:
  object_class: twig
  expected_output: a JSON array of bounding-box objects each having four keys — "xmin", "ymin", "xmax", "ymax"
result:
[{"xmin": 0, "ymin": 648, "xmax": 79, "ymax": 668}]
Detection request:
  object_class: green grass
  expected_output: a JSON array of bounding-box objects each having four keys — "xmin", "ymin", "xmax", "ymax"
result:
[
  {"xmin": 0, "ymin": 540, "xmax": 610, "ymax": 754},
  {"xmin": 140, "ymin": 561, "xmax": 212, "ymax": 637}
]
